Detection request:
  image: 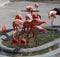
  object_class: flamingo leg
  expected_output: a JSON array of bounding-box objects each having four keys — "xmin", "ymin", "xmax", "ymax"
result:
[
  {"xmin": 21, "ymin": 27, "xmax": 26, "ymax": 37},
  {"xmin": 51, "ymin": 17, "xmax": 54, "ymax": 26},
  {"xmin": 11, "ymin": 42, "xmax": 14, "ymax": 47},
  {"xmin": 26, "ymin": 28, "xmax": 32, "ymax": 37},
  {"xmin": 31, "ymin": 30, "xmax": 35, "ymax": 38}
]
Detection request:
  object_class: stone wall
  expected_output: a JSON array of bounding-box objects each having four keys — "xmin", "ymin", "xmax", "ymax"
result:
[{"xmin": 10, "ymin": 0, "xmax": 60, "ymax": 1}]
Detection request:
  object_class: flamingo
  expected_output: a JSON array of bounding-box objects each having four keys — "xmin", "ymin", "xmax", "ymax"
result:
[
  {"xmin": 48, "ymin": 10, "xmax": 57, "ymax": 26},
  {"xmin": 22, "ymin": 14, "xmax": 32, "ymax": 35},
  {"xmin": 26, "ymin": 19, "xmax": 47, "ymax": 37},
  {"xmin": 21, "ymin": 3, "xmax": 39, "ymax": 12},
  {"xmin": 21, "ymin": 5, "xmax": 33, "ymax": 12},
  {"xmin": 35, "ymin": 3, "xmax": 39, "ymax": 9},
  {"xmin": 48, "ymin": 11, "xmax": 56, "ymax": 19},
  {"xmin": 22, "ymin": 20, "xmax": 31, "ymax": 34},
  {"xmin": 48, "ymin": 8, "xmax": 60, "ymax": 19},
  {"xmin": 12, "ymin": 19, "xmax": 23, "ymax": 43},
  {"xmin": 12, "ymin": 19, "xmax": 23, "ymax": 44},
  {"xmin": 12, "ymin": 19, "xmax": 23, "ymax": 31},
  {"xmin": 12, "ymin": 14, "xmax": 23, "ymax": 40}
]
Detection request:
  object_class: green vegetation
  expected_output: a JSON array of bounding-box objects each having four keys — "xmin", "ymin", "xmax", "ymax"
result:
[
  {"xmin": 2, "ymin": 29, "xmax": 60, "ymax": 48},
  {"xmin": 37, "ymin": 30, "xmax": 60, "ymax": 45},
  {"xmin": 1, "ymin": 28, "xmax": 60, "ymax": 56}
]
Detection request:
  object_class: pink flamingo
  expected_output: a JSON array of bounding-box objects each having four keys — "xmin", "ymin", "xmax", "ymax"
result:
[
  {"xmin": 21, "ymin": 5, "xmax": 33, "ymax": 12},
  {"xmin": 35, "ymin": 3, "xmax": 39, "ymax": 9},
  {"xmin": 22, "ymin": 14, "xmax": 32, "ymax": 35},
  {"xmin": 21, "ymin": 3, "xmax": 39, "ymax": 12},
  {"xmin": 12, "ymin": 19, "xmax": 23, "ymax": 31},
  {"xmin": 48, "ymin": 10, "xmax": 57, "ymax": 26},
  {"xmin": 12, "ymin": 14, "xmax": 23, "ymax": 35},
  {"xmin": 26, "ymin": 19, "xmax": 47, "ymax": 37},
  {"xmin": 12, "ymin": 19, "xmax": 23, "ymax": 40},
  {"xmin": 12, "ymin": 18, "xmax": 23, "ymax": 43}
]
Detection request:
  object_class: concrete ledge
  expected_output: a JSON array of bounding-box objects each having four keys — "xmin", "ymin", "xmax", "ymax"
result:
[{"xmin": 0, "ymin": 27, "xmax": 60, "ymax": 53}]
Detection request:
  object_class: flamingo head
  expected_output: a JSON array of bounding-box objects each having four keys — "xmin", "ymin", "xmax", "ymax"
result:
[
  {"xmin": 32, "ymin": 12, "xmax": 38, "ymax": 18},
  {"xmin": 35, "ymin": 3, "xmax": 39, "ymax": 8},
  {"xmin": 48, "ymin": 11, "xmax": 56, "ymax": 19},
  {"xmin": 15, "ymin": 14, "xmax": 22, "ymax": 20}
]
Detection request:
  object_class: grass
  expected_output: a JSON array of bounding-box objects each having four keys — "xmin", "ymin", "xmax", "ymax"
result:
[
  {"xmin": 2, "ymin": 30, "xmax": 60, "ymax": 47},
  {"xmin": 37, "ymin": 30, "xmax": 60, "ymax": 45}
]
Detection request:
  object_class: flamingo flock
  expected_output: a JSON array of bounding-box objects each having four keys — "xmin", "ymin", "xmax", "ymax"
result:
[
  {"xmin": 11, "ymin": 5, "xmax": 48, "ymax": 47},
  {"xmin": 2, "ymin": 3, "xmax": 58, "ymax": 48}
]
